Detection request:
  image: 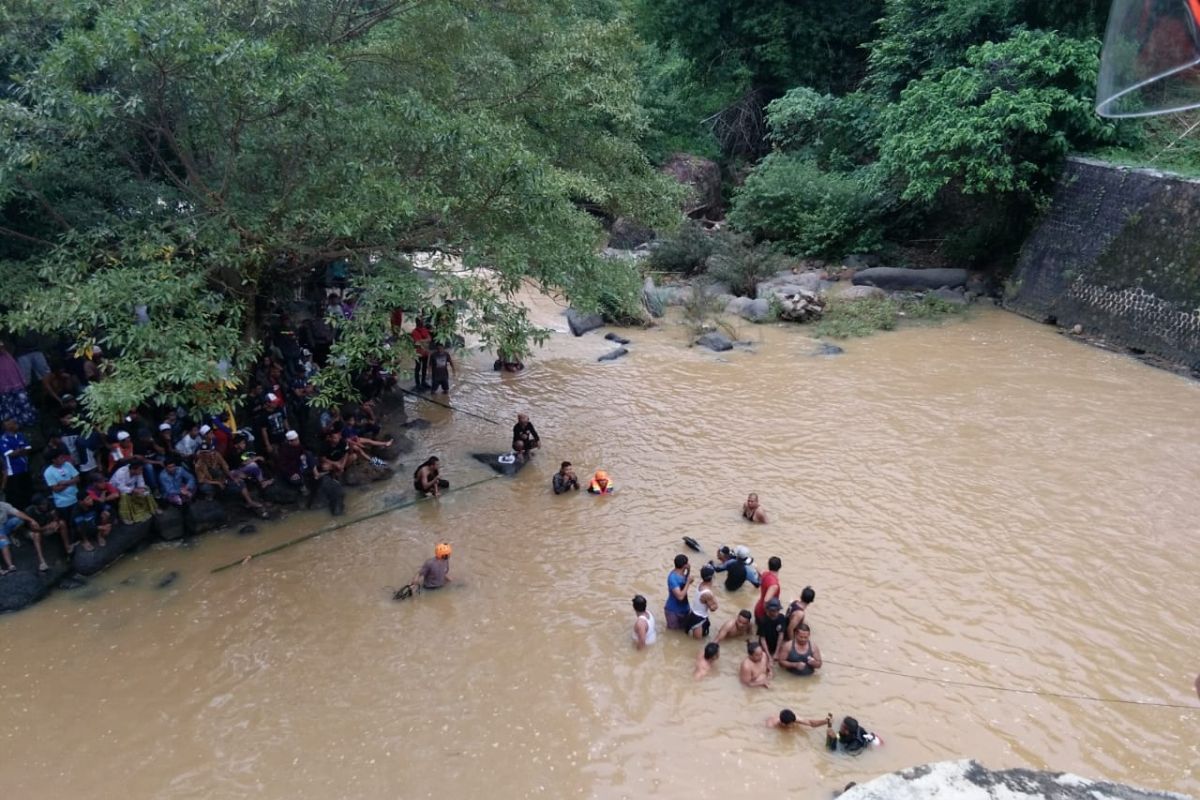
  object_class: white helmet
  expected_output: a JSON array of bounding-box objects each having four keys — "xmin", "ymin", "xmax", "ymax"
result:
[{"xmin": 735, "ymin": 545, "xmax": 751, "ymax": 560}]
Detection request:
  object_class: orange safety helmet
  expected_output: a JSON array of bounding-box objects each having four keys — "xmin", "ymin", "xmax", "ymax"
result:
[
  {"xmin": 593, "ymin": 470, "xmax": 609, "ymax": 482},
  {"xmin": 434, "ymin": 542, "xmax": 452, "ymax": 559}
]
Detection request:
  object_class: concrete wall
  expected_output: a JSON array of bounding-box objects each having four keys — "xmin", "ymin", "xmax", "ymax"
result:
[{"xmin": 1006, "ymin": 157, "xmax": 1200, "ymax": 373}]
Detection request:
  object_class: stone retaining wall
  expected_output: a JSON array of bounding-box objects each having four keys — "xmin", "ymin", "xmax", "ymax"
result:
[{"xmin": 1006, "ymin": 157, "xmax": 1200, "ymax": 373}]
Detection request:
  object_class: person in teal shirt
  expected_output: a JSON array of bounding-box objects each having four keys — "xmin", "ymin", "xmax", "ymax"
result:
[{"xmin": 42, "ymin": 449, "xmax": 80, "ymax": 533}]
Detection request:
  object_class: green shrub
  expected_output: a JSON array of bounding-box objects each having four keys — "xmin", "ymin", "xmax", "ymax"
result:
[
  {"xmin": 812, "ymin": 296, "xmax": 899, "ymax": 339},
  {"xmin": 729, "ymin": 154, "xmax": 888, "ymax": 260},
  {"xmin": 705, "ymin": 231, "xmax": 785, "ymax": 297},
  {"xmin": 647, "ymin": 220, "xmax": 716, "ymax": 275}
]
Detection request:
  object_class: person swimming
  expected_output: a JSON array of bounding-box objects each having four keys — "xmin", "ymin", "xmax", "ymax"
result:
[
  {"xmin": 825, "ymin": 715, "xmax": 881, "ymax": 754},
  {"xmin": 587, "ymin": 470, "xmax": 614, "ymax": 495},
  {"xmin": 742, "ymin": 492, "xmax": 767, "ymax": 523}
]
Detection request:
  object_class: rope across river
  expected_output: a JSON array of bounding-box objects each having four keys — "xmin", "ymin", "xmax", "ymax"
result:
[{"xmin": 209, "ymin": 473, "xmax": 505, "ymax": 574}]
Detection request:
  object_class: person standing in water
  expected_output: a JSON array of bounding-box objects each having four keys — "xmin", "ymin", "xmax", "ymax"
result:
[
  {"xmin": 552, "ymin": 462, "xmax": 579, "ymax": 494},
  {"xmin": 742, "ymin": 492, "xmax": 767, "ymax": 523},
  {"xmin": 754, "ymin": 556, "xmax": 782, "ymax": 623},
  {"xmin": 429, "ymin": 342, "xmax": 455, "ymax": 394},
  {"xmin": 739, "ymin": 640, "xmax": 773, "ymax": 688},
  {"xmin": 410, "ymin": 542, "xmax": 453, "ymax": 591},
  {"xmin": 715, "ymin": 609, "xmax": 755, "ymax": 643},
  {"xmin": 778, "ymin": 622, "xmax": 822, "ymax": 676},
  {"xmin": 664, "ymin": 554, "xmax": 692, "ymax": 631},
  {"xmin": 694, "ymin": 642, "xmax": 720, "ymax": 679},
  {"xmin": 632, "ymin": 594, "xmax": 656, "ymax": 650},
  {"xmin": 686, "ymin": 564, "xmax": 718, "ymax": 639}
]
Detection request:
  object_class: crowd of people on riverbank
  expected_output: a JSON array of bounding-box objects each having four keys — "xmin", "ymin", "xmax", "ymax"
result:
[{"xmin": 0, "ymin": 276, "xmax": 469, "ymax": 578}]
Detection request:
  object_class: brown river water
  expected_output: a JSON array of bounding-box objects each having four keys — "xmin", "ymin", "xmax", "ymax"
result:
[{"xmin": 2, "ymin": 302, "xmax": 1198, "ymax": 799}]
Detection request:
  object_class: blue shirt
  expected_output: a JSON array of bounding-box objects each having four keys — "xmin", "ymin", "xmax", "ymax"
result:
[
  {"xmin": 0, "ymin": 432, "xmax": 30, "ymax": 475},
  {"xmin": 666, "ymin": 571, "xmax": 690, "ymax": 615},
  {"xmin": 43, "ymin": 462, "xmax": 80, "ymax": 509},
  {"xmin": 159, "ymin": 467, "xmax": 196, "ymax": 497}
]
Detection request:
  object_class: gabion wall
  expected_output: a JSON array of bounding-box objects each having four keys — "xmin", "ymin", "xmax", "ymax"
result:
[{"xmin": 1007, "ymin": 157, "xmax": 1200, "ymax": 372}]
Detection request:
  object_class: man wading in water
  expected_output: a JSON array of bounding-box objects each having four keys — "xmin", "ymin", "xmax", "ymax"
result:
[{"xmin": 409, "ymin": 542, "xmax": 452, "ymax": 592}]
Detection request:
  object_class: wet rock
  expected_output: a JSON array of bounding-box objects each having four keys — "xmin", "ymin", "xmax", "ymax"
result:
[
  {"xmin": 190, "ymin": 499, "xmax": 228, "ymax": 535},
  {"xmin": 848, "ymin": 760, "xmax": 1188, "ymax": 800},
  {"xmin": 313, "ymin": 475, "xmax": 346, "ymax": 517},
  {"xmin": 157, "ymin": 504, "xmax": 188, "ymax": 541},
  {"xmin": 843, "ymin": 253, "xmax": 880, "ymax": 270},
  {"xmin": 73, "ymin": 519, "xmax": 154, "ymax": 576},
  {"xmin": 566, "ymin": 308, "xmax": 605, "ymax": 337},
  {"xmin": 0, "ymin": 569, "xmax": 52, "ymax": 614},
  {"xmin": 852, "ymin": 267, "xmax": 969, "ymax": 291},
  {"xmin": 58, "ymin": 574, "xmax": 88, "ymax": 590},
  {"xmin": 607, "ymin": 217, "xmax": 655, "ymax": 250},
  {"xmin": 156, "ymin": 570, "xmax": 180, "ymax": 589},
  {"xmin": 237, "ymin": 524, "xmax": 258, "ymax": 536},
  {"xmin": 605, "ymin": 332, "xmax": 631, "ymax": 345},
  {"xmin": 342, "ymin": 460, "xmax": 392, "ymax": 487},
  {"xmin": 813, "ymin": 342, "xmax": 844, "ymax": 357},
  {"xmin": 931, "ymin": 286, "xmax": 969, "ymax": 305},
  {"xmin": 740, "ymin": 298, "xmax": 772, "ymax": 323},
  {"xmin": 262, "ymin": 481, "xmax": 302, "ymax": 506},
  {"xmin": 471, "ymin": 453, "xmax": 532, "ymax": 477},
  {"xmin": 838, "ymin": 285, "xmax": 887, "ymax": 301},
  {"xmin": 642, "ymin": 277, "xmax": 666, "ymax": 318},
  {"xmin": 724, "ymin": 296, "xmax": 753, "ymax": 316},
  {"xmin": 402, "ymin": 418, "xmax": 431, "ymax": 430},
  {"xmin": 695, "ymin": 332, "xmax": 734, "ymax": 352},
  {"xmin": 598, "ymin": 347, "xmax": 629, "ymax": 362}
]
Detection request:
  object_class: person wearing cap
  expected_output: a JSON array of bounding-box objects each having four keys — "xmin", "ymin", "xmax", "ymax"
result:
[
  {"xmin": 742, "ymin": 492, "xmax": 768, "ymax": 523},
  {"xmin": 739, "ymin": 640, "xmax": 773, "ymax": 688},
  {"xmin": 757, "ymin": 598, "xmax": 788, "ymax": 659},
  {"xmin": 686, "ymin": 564, "xmax": 719, "ymax": 639},
  {"xmin": 255, "ymin": 390, "xmax": 291, "ymax": 454},
  {"xmin": 552, "ymin": 462, "xmax": 580, "ymax": 494},
  {"xmin": 710, "ymin": 544, "xmax": 760, "ymax": 591},
  {"xmin": 0, "ymin": 497, "xmax": 44, "ymax": 574},
  {"xmin": 664, "ymin": 554, "xmax": 693, "ymax": 631},
  {"xmin": 410, "ymin": 542, "xmax": 453, "ymax": 591},
  {"xmin": 158, "ymin": 458, "xmax": 197, "ymax": 507},
  {"xmin": 694, "ymin": 642, "xmax": 720, "ymax": 679},
  {"xmin": 715, "ymin": 609, "xmax": 756, "ymax": 643},
  {"xmin": 587, "ymin": 470, "xmax": 614, "ymax": 495},
  {"xmin": 197, "ymin": 424, "xmax": 217, "ymax": 452},
  {"xmin": 631, "ymin": 594, "xmax": 656, "ymax": 650},
  {"xmin": 106, "ymin": 430, "xmax": 135, "ymax": 473},
  {"xmin": 754, "ymin": 556, "xmax": 782, "ymax": 623},
  {"xmin": 43, "ymin": 448, "xmax": 81, "ymax": 535},
  {"xmin": 272, "ymin": 430, "xmax": 313, "ymax": 493},
  {"xmin": 778, "ymin": 622, "xmax": 822, "ymax": 677}
]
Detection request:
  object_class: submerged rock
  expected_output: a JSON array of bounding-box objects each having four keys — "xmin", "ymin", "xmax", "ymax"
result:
[
  {"xmin": 72, "ymin": 519, "xmax": 154, "ymax": 577},
  {"xmin": 846, "ymin": 760, "xmax": 1188, "ymax": 800},
  {"xmin": 471, "ymin": 453, "xmax": 532, "ymax": 477},
  {"xmin": 605, "ymin": 332, "xmax": 631, "ymax": 345},
  {"xmin": 156, "ymin": 570, "xmax": 180, "ymax": 589},
  {"xmin": 813, "ymin": 342, "xmax": 844, "ymax": 357},
  {"xmin": 598, "ymin": 347, "xmax": 629, "ymax": 362},
  {"xmin": 695, "ymin": 332, "xmax": 734, "ymax": 352}
]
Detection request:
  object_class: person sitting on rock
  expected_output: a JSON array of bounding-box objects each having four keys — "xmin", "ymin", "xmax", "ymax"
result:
[
  {"xmin": 553, "ymin": 461, "xmax": 580, "ymax": 494},
  {"xmin": 273, "ymin": 430, "xmax": 313, "ymax": 494},
  {"xmin": 158, "ymin": 458, "xmax": 197, "ymax": 507},
  {"xmin": 229, "ymin": 433, "xmax": 273, "ymax": 489},
  {"xmin": 413, "ymin": 456, "xmax": 448, "ymax": 497},
  {"xmin": 26, "ymin": 494, "xmax": 75, "ymax": 556},
  {"xmin": 511, "ymin": 413, "xmax": 540, "ymax": 460},
  {"xmin": 0, "ymin": 497, "xmax": 43, "ymax": 574},
  {"xmin": 73, "ymin": 491, "xmax": 112, "ymax": 549},
  {"xmin": 194, "ymin": 448, "xmax": 266, "ymax": 516},
  {"xmin": 110, "ymin": 460, "xmax": 161, "ymax": 524},
  {"xmin": 587, "ymin": 470, "xmax": 614, "ymax": 495},
  {"xmin": 742, "ymin": 492, "xmax": 767, "ymax": 523}
]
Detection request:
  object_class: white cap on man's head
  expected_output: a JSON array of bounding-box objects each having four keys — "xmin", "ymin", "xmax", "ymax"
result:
[
  {"xmin": 116, "ymin": 430, "xmax": 130, "ymax": 441},
  {"xmin": 285, "ymin": 430, "xmax": 299, "ymax": 441},
  {"xmin": 158, "ymin": 423, "xmax": 172, "ymax": 431},
  {"xmin": 735, "ymin": 545, "xmax": 751, "ymax": 560},
  {"xmin": 199, "ymin": 424, "xmax": 212, "ymax": 435}
]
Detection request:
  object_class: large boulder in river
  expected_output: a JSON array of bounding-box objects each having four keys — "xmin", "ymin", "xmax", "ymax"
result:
[
  {"xmin": 695, "ymin": 332, "xmax": 734, "ymax": 352},
  {"xmin": 660, "ymin": 153, "xmax": 723, "ymax": 218},
  {"xmin": 73, "ymin": 519, "xmax": 155, "ymax": 576},
  {"xmin": 566, "ymin": 308, "xmax": 605, "ymax": 337},
  {"xmin": 190, "ymin": 498, "xmax": 228, "ymax": 534},
  {"xmin": 0, "ymin": 569, "xmax": 52, "ymax": 614},
  {"xmin": 739, "ymin": 298, "xmax": 773, "ymax": 323},
  {"xmin": 845, "ymin": 760, "xmax": 1187, "ymax": 800},
  {"xmin": 852, "ymin": 267, "xmax": 968, "ymax": 291},
  {"xmin": 608, "ymin": 217, "xmax": 655, "ymax": 250}
]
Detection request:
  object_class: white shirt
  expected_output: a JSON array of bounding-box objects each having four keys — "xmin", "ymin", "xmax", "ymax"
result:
[
  {"xmin": 111, "ymin": 465, "xmax": 146, "ymax": 495},
  {"xmin": 633, "ymin": 611, "xmax": 657, "ymax": 646}
]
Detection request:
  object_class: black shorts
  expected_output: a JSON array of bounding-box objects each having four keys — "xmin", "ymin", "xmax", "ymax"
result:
[
  {"xmin": 431, "ymin": 372, "xmax": 449, "ymax": 392},
  {"xmin": 685, "ymin": 612, "xmax": 711, "ymax": 637}
]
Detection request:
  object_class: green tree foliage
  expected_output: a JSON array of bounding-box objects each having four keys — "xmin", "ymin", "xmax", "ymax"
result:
[
  {"xmin": 632, "ymin": 0, "xmax": 884, "ymax": 97},
  {"xmin": 880, "ymin": 30, "xmax": 1117, "ymax": 203},
  {"xmin": 0, "ymin": 0, "xmax": 676, "ymax": 421}
]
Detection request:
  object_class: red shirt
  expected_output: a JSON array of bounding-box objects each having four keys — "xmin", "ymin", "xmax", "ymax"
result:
[
  {"xmin": 754, "ymin": 570, "xmax": 780, "ymax": 620},
  {"xmin": 411, "ymin": 325, "xmax": 432, "ymax": 357}
]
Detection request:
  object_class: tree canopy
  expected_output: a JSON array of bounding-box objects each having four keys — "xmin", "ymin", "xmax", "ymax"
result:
[{"xmin": 0, "ymin": 0, "xmax": 677, "ymax": 421}]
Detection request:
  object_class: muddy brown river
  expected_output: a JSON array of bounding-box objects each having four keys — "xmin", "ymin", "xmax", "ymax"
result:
[{"xmin": 2, "ymin": 305, "xmax": 1198, "ymax": 799}]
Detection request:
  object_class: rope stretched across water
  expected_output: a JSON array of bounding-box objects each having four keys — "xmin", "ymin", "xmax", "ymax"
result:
[
  {"xmin": 821, "ymin": 659, "xmax": 1199, "ymax": 711},
  {"xmin": 396, "ymin": 387, "xmax": 501, "ymax": 426},
  {"xmin": 209, "ymin": 473, "xmax": 505, "ymax": 574}
]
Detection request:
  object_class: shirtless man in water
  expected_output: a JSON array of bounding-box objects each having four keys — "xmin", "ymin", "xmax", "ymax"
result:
[
  {"xmin": 694, "ymin": 642, "xmax": 720, "ymax": 680},
  {"xmin": 714, "ymin": 609, "xmax": 755, "ymax": 643},
  {"xmin": 739, "ymin": 640, "xmax": 773, "ymax": 688},
  {"xmin": 413, "ymin": 456, "xmax": 444, "ymax": 497},
  {"xmin": 742, "ymin": 492, "xmax": 767, "ymax": 523}
]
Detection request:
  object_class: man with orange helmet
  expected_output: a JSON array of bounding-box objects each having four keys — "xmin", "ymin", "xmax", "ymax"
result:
[
  {"xmin": 587, "ymin": 469, "xmax": 614, "ymax": 495},
  {"xmin": 410, "ymin": 542, "xmax": 453, "ymax": 591}
]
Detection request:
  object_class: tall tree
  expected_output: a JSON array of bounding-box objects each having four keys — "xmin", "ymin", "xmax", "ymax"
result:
[{"xmin": 0, "ymin": 0, "xmax": 676, "ymax": 420}]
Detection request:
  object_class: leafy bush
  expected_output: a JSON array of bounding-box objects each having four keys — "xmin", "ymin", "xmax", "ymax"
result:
[
  {"xmin": 647, "ymin": 220, "xmax": 716, "ymax": 275},
  {"xmin": 729, "ymin": 154, "xmax": 889, "ymax": 260},
  {"xmin": 812, "ymin": 296, "xmax": 899, "ymax": 339},
  {"xmin": 595, "ymin": 256, "xmax": 649, "ymax": 325},
  {"xmin": 704, "ymin": 231, "xmax": 785, "ymax": 297},
  {"xmin": 765, "ymin": 89, "xmax": 881, "ymax": 170}
]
